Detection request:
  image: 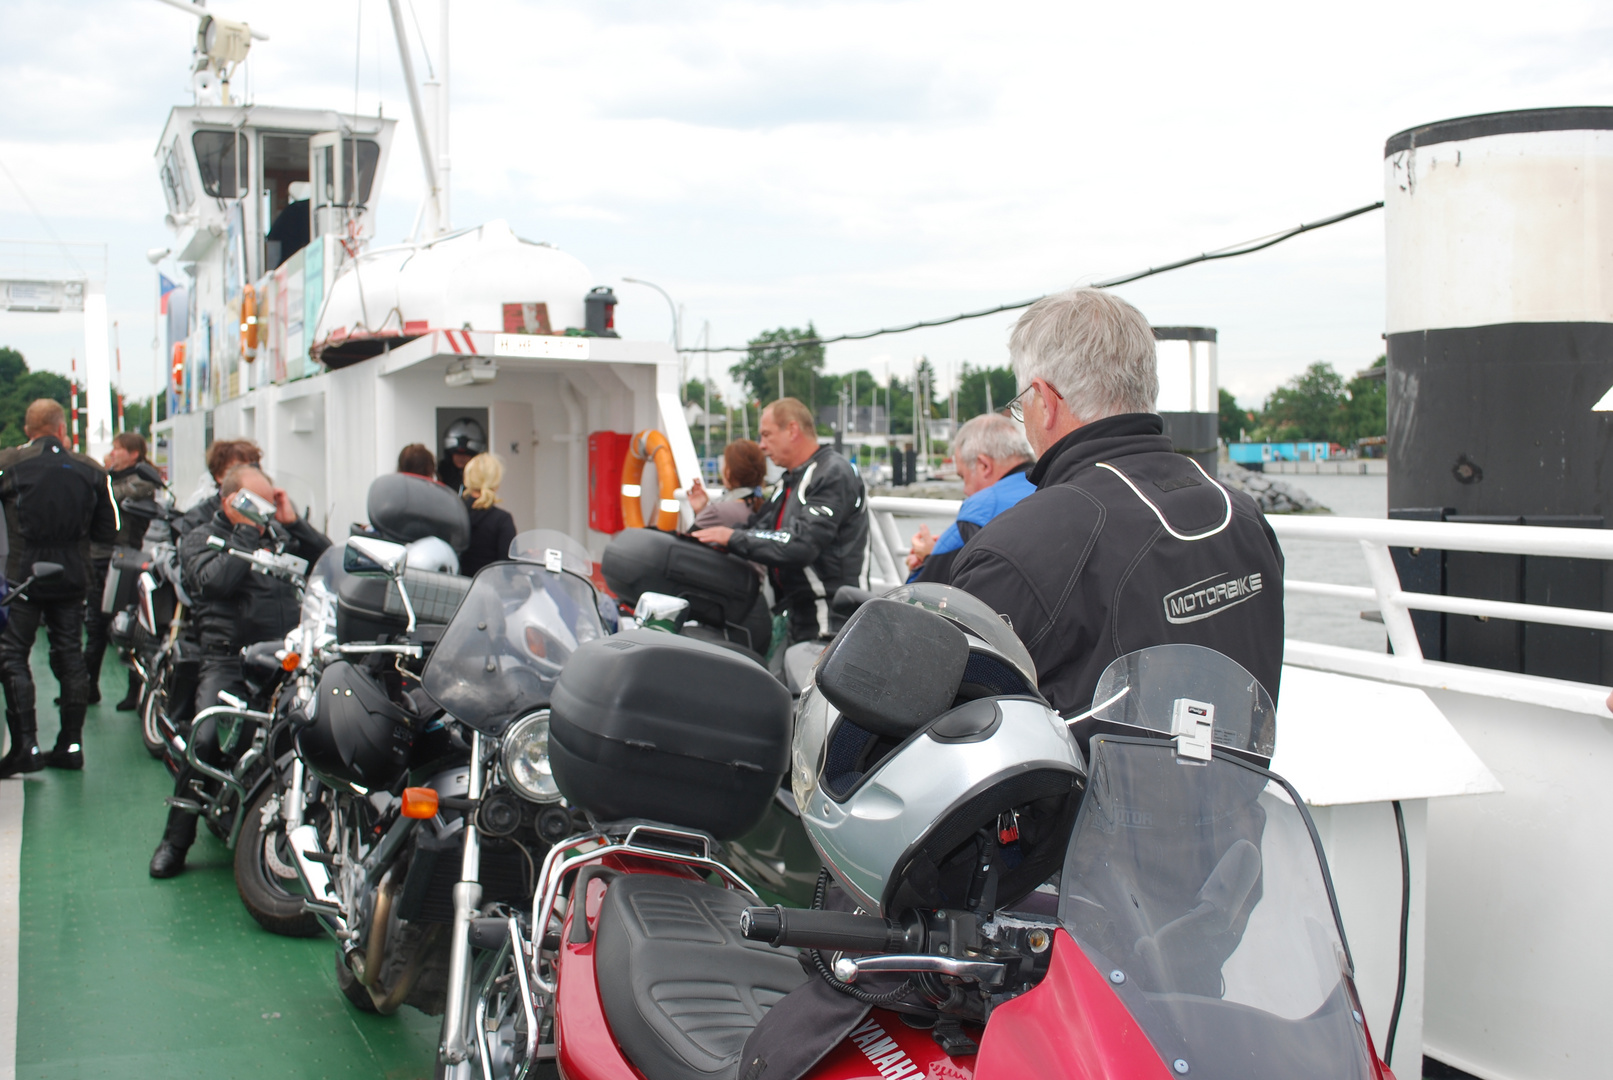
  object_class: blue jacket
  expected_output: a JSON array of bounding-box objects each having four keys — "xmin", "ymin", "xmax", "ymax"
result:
[{"xmin": 909, "ymin": 464, "xmax": 1035, "ymax": 583}]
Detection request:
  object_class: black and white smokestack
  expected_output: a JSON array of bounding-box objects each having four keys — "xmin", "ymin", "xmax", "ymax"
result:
[{"xmin": 1384, "ymin": 107, "xmax": 1613, "ymax": 520}]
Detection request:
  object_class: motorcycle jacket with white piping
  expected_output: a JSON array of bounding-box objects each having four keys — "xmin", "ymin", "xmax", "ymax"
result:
[
  {"xmin": 949, "ymin": 413, "xmax": 1285, "ymax": 714},
  {"xmin": 725, "ymin": 445, "xmax": 869, "ymax": 641}
]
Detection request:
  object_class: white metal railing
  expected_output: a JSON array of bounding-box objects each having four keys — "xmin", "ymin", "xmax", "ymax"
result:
[{"xmin": 868, "ymin": 497, "xmax": 1613, "ymax": 716}]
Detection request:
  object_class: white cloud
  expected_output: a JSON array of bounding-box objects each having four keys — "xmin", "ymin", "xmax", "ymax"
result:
[{"xmin": 0, "ymin": 0, "xmax": 1609, "ymax": 407}]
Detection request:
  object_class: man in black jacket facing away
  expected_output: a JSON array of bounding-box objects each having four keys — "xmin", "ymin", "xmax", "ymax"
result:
[
  {"xmin": 693, "ymin": 397, "xmax": 868, "ymax": 645},
  {"xmin": 0, "ymin": 399, "xmax": 119, "ymax": 775},
  {"xmin": 149, "ymin": 464, "xmax": 329, "ymax": 878},
  {"xmin": 950, "ymin": 289, "xmax": 1285, "ymax": 714}
]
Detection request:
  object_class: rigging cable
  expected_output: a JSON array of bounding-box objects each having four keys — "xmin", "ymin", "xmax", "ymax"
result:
[{"xmin": 677, "ymin": 201, "xmax": 1384, "ymax": 354}]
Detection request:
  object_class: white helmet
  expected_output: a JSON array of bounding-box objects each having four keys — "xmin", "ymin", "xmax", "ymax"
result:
[
  {"xmin": 792, "ymin": 584, "xmax": 1086, "ymax": 918},
  {"xmin": 404, "ymin": 535, "xmax": 460, "ymax": 575}
]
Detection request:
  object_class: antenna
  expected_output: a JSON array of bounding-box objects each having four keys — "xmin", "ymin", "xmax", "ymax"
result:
[{"xmin": 152, "ymin": 0, "xmax": 270, "ymax": 107}]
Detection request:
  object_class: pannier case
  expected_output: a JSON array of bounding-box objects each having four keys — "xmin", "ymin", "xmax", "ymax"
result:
[
  {"xmin": 101, "ymin": 545, "xmax": 151, "ymax": 615},
  {"xmin": 366, "ymin": 473, "xmax": 472, "ymax": 551},
  {"xmin": 548, "ymin": 628, "xmax": 792, "ymax": 839},
  {"xmin": 336, "ymin": 569, "xmax": 471, "ymax": 643}
]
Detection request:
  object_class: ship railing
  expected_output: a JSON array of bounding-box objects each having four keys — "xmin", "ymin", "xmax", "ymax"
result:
[{"xmin": 867, "ymin": 496, "xmax": 1613, "ymax": 717}]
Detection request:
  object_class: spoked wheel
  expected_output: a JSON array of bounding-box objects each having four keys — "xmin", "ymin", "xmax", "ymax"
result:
[
  {"xmin": 435, "ymin": 932, "xmax": 555, "ymax": 1080},
  {"xmin": 234, "ymin": 784, "xmax": 321, "ymax": 937},
  {"xmin": 140, "ymin": 681, "xmax": 167, "ymax": 759}
]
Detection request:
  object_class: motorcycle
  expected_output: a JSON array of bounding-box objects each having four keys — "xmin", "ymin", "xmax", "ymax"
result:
[
  {"xmin": 272, "ymin": 530, "xmax": 597, "ymax": 1033},
  {"xmin": 472, "ymin": 582, "xmax": 1394, "ymax": 1080},
  {"xmin": 109, "ymin": 493, "xmax": 197, "ymax": 760}
]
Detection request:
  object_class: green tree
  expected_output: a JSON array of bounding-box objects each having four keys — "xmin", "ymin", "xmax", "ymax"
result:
[
  {"xmin": 0, "ymin": 348, "xmax": 70, "ymax": 448},
  {"xmin": 1218, "ymin": 387, "xmax": 1253, "ymax": 444},
  {"xmin": 729, "ymin": 325, "xmax": 825, "ymax": 408},
  {"xmin": 1257, "ymin": 361, "xmax": 1348, "ymax": 442},
  {"xmin": 1343, "ymin": 356, "xmax": 1386, "ymax": 442},
  {"xmin": 681, "ymin": 379, "xmax": 725, "ymax": 413},
  {"xmin": 956, "ymin": 364, "xmax": 1017, "ymax": 420}
]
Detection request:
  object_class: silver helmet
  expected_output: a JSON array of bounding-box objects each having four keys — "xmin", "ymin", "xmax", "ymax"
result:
[
  {"xmin": 442, "ymin": 417, "xmax": 487, "ymax": 456},
  {"xmin": 792, "ymin": 584, "xmax": 1086, "ymax": 918}
]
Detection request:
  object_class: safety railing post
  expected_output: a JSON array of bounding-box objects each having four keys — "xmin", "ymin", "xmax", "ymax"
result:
[{"xmin": 1359, "ymin": 539, "xmax": 1423, "ymax": 661}]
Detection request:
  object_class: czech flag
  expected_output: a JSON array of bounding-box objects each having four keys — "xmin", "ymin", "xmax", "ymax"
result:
[{"xmin": 159, "ymin": 274, "xmax": 178, "ymax": 314}]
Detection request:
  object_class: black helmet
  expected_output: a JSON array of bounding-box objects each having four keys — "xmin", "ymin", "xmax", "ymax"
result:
[
  {"xmin": 442, "ymin": 418, "xmax": 486, "ymax": 456},
  {"xmin": 293, "ymin": 661, "xmax": 413, "ymax": 793}
]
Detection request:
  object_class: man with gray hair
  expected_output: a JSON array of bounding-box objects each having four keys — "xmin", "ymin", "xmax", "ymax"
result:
[
  {"xmin": 949, "ymin": 288, "xmax": 1284, "ymax": 713},
  {"xmin": 906, "ymin": 412, "xmax": 1035, "ymax": 584}
]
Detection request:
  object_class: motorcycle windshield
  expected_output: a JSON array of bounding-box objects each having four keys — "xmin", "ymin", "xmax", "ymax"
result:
[
  {"xmin": 421, "ymin": 560, "xmax": 605, "ymax": 735},
  {"xmin": 298, "ymin": 547, "xmax": 350, "ymax": 651},
  {"xmin": 1059, "ymin": 740, "xmax": 1374, "ymax": 1080},
  {"xmin": 1087, "ymin": 642, "xmax": 1276, "ymax": 758},
  {"xmin": 509, "ymin": 529, "xmax": 594, "ymax": 578}
]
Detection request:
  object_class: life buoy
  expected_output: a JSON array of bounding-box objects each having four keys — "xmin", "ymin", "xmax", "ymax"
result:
[
  {"xmin": 620, "ymin": 429, "xmax": 681, "ymax": 531},
  {"xmin": 240, "ymin": 283, "xmax": 259, "ymax": 360}
]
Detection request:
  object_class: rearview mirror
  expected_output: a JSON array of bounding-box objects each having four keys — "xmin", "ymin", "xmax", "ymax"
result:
[
  {"xmin": 344, "ymin": 536, "xmax": 407, "ymax": 577},
  {"xmin": 30, "ymin": 562, "xmax": 63, "ymax": 581}
]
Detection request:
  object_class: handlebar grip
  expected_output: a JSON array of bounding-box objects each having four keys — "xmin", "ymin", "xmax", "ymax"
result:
[{"xmin": 739, "ymin": 905, "xmax": 914, "ymax": 954}]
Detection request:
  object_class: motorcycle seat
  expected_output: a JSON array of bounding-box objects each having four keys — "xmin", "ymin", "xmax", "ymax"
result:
[{"xmin": 593, "ymin": 873, "xmax": 808, "ymax": 1080}]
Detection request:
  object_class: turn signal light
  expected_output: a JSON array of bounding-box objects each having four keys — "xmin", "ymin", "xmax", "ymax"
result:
[
  {"xmin": 281, "ymin": 652, "xmax": 301, "ymax": 672},
  {"xmin": 401, "ymin": 787, "xmax": 439, "ymax": 819}
]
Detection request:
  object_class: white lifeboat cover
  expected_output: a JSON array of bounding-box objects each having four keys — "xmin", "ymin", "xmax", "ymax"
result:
[{"xmin": 313, "ymin": 219, "xmax": 593, "ymax": 348}]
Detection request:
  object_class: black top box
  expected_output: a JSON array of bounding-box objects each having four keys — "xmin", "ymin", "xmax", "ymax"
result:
[
  {"xmin": 548, "ymin": 628, "xmax": 792, "ymax": 840},
  {"xmin": 602, "ymin": 528, "xmax": 760, "ymax": 627}
]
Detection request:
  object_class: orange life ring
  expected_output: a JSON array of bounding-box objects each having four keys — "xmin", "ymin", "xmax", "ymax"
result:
[
  {"xmin": 620, "ymin": 429, "xmax": 681, "ymax": 531},
  {"xmin": 240, "ymin": 283, "xmax": 259, "ymax": 360}
]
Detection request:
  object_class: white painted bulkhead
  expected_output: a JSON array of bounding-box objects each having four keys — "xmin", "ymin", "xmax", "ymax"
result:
[{"xmin": 182, "ymin": 331, "xmax": 693, "ymax": 562}]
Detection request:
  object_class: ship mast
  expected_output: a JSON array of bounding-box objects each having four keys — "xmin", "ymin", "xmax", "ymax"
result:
[{"xmin": 387, "ymin": 0, "xmax": 451, "ymax": 239}]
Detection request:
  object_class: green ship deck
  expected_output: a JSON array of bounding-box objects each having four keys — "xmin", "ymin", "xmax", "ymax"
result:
[{"xmin": 5, "ymin": 642, "xmax": 439, "ymax": 1079}]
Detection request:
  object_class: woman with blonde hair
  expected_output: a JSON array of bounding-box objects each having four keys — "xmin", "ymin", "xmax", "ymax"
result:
[{"xmin": 459, "ymin": 453, "xmax": 518, "ymax": 576}]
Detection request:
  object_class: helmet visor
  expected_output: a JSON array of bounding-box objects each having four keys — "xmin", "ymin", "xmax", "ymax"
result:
[{"xmin": 880, "ymin": 583, "xmax": 1038, "ymax": 690}]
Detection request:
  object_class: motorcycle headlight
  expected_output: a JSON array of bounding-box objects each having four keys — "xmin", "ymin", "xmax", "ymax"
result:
[{"xmin": 501, "ymin": 711, "xmax": 561, "ymax": 803}]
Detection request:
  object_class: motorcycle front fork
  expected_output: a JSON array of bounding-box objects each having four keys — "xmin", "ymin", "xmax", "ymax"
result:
[{"xmin": 440, "ymin": 731, "xmax": 486, "ymax": 1071}]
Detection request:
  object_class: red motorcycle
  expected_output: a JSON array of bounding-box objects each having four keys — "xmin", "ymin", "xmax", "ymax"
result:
[{"xmin": 461, "ymin": 584, "xmax": 1393, "ymax": 1080}]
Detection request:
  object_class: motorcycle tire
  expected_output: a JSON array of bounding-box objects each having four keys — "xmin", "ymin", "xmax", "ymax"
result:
[
  {"xmin": 140, "ymin": 683, "xmax": 166, "ymax": 759},
  {"xmin": 334, "ymin": 945, "xmax": 382, "ymax": 1014},
  {"xmin": 234, "ymin": 785, "xmax": 321, "ymax": 938}
]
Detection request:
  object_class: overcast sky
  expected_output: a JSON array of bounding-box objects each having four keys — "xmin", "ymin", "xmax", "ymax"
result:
[{"xmin": 2, "ymin": 0, "xmax": 1610, "ymax": 407}]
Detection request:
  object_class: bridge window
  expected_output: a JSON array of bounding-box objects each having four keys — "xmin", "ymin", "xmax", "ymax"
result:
[{"xmin": 193, "ymin": 130, "xmax": 249, "ymax": 198}]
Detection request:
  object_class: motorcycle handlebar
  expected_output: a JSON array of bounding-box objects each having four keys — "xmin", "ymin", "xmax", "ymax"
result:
[{"xmin": 739, "ymin": 905, "xmax": 918, "ymax": 955}]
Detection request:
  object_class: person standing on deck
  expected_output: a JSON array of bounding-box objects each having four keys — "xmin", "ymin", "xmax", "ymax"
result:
[
  {"xmin": 693, "ymin": 398, "xmax": 869, "ymax": 645},
  {"xmin": 905, "ymin": 413, "xmax": 1036, "ymax": 585},
  {"xmin": 458, "ymin": 454, "xmax": 519, "ymax": 577},
  {"xmin": 84, "ymin": 432, "xmax": 158, "ymax": 710},
  {"xmin": 0, "ymin": 399, "xmax": 119, "ymax": 775},
  {"xmin": 948, "ymin": 289, "xmax": 1286, "ymax": 714},
  {"xmin": 150, "ymin": 464, "xmax": 329, "ymax": 877}
]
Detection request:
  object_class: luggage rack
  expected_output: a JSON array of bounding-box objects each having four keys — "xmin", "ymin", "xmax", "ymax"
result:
[{"xmin": 528, "ymin": 822, "xmax": 759, "ymax": 995}]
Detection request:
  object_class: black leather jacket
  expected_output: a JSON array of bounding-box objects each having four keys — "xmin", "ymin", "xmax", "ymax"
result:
[
  {"xmin": 950, "ymin": 414, "xmax": 1285, "ymax": 714},
  {"xmin": 727, "ymin": 445, "xmax": 869, "ymax": 641},
  {"xmin": 180, "ymin": 512, "xmax": 331, "ymax": 654}
]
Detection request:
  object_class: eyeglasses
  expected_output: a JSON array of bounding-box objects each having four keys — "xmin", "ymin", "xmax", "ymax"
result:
[
  {"xmin": 1004, "ymin": 384, "xmax": 1035, "ymax": 423},
  {"xmin": 1003, "ymin": 381, "xmax": 1061, "ymax": 423}
]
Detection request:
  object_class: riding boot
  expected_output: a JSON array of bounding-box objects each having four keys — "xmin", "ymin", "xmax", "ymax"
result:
[
  {"xmin": 0, "ymin": 709, "xmax": 43, "ymax": 778},
  {"xmin": 47, "ymin": 705, "xmax": 85, "ymax": 770},
  {"xmin": 150, "ymin": 805, "xmax": 197, "ymax": 878},
  {"xmin": 115, "ymin": 672, "xmax": 143, "ymax": 712}
]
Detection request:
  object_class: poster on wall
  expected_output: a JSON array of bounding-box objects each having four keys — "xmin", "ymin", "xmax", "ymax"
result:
[{"xmin": 223, "ymin": 201, "xmax": 246, "ymax": 305}]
